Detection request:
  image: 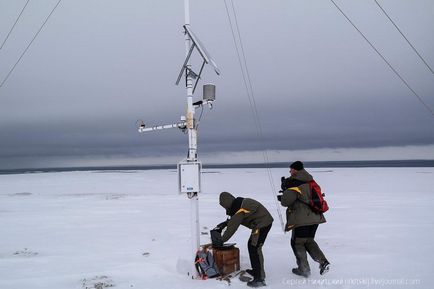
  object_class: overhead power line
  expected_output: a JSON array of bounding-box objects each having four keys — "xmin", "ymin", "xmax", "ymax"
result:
[
  {"xmin": 0, "ymin": 0, "xmax": 31, "ymax": 50},
  {"xmin": 0, "ymin": 0, "xmax": 62, "ymax": 87},
  {"xmin": 223, "ymin": 0, "xmax": 286, "ymax": 231},
  {"xmin": 374, "ymin": 0, "xmax": 434, "ymax": 75},
  {"xmin": 329, "ymin": 0, "xmax": 434, "ymax": 117}
]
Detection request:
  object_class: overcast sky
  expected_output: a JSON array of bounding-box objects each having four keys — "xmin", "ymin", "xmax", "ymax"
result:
[{"xmin": 0, "ymin": 0, "xmax": 433, "ymax": 169}]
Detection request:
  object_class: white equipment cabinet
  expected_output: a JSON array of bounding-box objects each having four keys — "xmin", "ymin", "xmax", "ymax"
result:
[{"xmin": 178, "ymin": 161, "xmax": 201, "ymax": 194}]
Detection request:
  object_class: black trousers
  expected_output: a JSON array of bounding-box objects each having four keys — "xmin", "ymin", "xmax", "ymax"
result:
[
  {"xmin": 248, "ymin": 224, "xmax": 272, "ymax": 280},
  {"xmin": 291, "ymin": 224, "xmax": 327, "ymax": 272},
  {"xmin": 293, "ymin": 224, "xmax": 319, "ymax": 238}
]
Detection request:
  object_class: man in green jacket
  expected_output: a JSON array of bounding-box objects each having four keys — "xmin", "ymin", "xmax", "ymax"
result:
[
  {"xmin": 279, "ymin": 161, "xmax": 330, "ymax": 277},
  {"xmin": 217, "ymin": 191, "xmax": 273, "ymax": 287}
]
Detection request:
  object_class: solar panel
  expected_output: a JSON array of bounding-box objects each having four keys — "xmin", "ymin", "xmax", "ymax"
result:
[{"xmin": 184, "ymin": 25, "xmax": 221, "ymax": 75}]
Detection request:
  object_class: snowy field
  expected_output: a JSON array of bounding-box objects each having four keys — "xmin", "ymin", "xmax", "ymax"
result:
[{"xmin": 0, "ymin": 167, "xmax": 433, "ymax": 289}]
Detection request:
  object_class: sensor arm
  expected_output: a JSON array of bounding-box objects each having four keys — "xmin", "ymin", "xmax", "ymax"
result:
[
  {"xmin": 193, "ymin": 99, "xmax": 214, "ymax": 108},
  {"xmin": 138, "ymin": 121, "xmax": 187, "ymax": 133}
]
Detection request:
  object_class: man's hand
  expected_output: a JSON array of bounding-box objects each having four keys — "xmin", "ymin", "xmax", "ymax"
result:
[
  {"xmin": 213, "ymin": 220, "xmax": 228, "ymax": 233},
  {"xmin": 217, "ymin": 220, "xmax": 228, "ymax": 229},
  {"xmin": 281, "ymin": 176, "xmax": 288, "ymax": 190}
]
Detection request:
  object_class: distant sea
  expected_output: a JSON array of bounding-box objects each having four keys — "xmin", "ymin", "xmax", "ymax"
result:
[{"xmin": 0, "ymin": 160, "xmax": 433, "ymax": 175}]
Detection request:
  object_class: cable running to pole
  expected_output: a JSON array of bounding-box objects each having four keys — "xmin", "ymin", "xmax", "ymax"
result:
[
  {"xmin": 329, "ymin": 0, "xmax": 434, "ymax": 117},
  {"xmin": 0, "ymin": 0, "xmax": 31, "ymax": 50},
  {"xmin": 228, "ymin": 0, "xmax": 284, "ymax": 230},
  {"xmin": 0, "ymin": 0, "xmax": 62, "ymax": 87},
  {"xmin": 223, "ymin": 0, "xmax": 286, "ymax": 232},
  {"xmin": 373, "ymin": 0, "xmax": 434, "ymax": 75},
  {"xmin": 229, "ymin": 0, "xmax": 262, "ymax": 136},
  {"xmin": 223, "ymin": 0, "xmax": 256, "ymax": 127}
]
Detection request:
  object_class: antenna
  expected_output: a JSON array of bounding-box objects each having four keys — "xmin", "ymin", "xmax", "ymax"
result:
[{"xmin": 137, "ymin": 0, "xmax": 220, "ymax": 278}]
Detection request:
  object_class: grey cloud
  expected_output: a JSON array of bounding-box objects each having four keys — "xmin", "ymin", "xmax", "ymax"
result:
[{"xmin": 0, "ymin": 0, "xmax": 433, "ymax": 169}]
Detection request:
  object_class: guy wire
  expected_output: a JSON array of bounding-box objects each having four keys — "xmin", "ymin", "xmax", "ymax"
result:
[{"xmin": 223, "ymin": 0, "xmax": 286, "ymax": 232}]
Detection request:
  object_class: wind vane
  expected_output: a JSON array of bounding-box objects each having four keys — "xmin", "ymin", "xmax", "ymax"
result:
[{"xmin": 137, "ymin": 0, "xmax": 220, "ymax": 278}]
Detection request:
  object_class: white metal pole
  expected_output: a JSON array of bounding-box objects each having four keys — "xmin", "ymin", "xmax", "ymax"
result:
[{"xmin": 184, "ymin": 0, "xmax": 200, "ymax": 278}]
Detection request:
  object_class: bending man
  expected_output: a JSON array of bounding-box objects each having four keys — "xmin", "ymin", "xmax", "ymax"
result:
[{"xmin": 217, "ymin": 191, "xmax": 273, "ymax": 287}]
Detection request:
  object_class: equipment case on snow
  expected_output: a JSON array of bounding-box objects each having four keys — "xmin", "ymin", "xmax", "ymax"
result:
[{"xmin": 212, "ymin": 246, "xmax": 240, "ymax": 275}]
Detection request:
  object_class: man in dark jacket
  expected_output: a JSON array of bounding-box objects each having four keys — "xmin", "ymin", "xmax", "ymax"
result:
[
  {"xmin": 217, "ymin": 191, "xmax": 273, "ymax": 287},
  {"xmin": 279, "ymin": 161, "xmax": 330, "ymax": 277}
]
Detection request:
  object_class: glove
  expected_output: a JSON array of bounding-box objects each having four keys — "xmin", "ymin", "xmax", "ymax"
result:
[
  {"xmin": 213, "ymin": 220, "xmax": 228, "ymax": 233},
  {"xmin": 281, "ymin": 176, "xmax": 288, "ymax": 191},
  {"xmin": 217, "ymin": 220, "xmax": 228, "ymax": 228}
]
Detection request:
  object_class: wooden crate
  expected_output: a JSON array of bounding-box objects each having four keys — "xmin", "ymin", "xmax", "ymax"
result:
[{"xmin": 212, "ymin": 246, "xmax": 240, "ymax": 275}]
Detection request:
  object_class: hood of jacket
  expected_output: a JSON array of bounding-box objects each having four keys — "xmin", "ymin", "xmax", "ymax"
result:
[
  {"xmin": 219, "ymin": 191, "xmax": 235, "ymax": 211},
  {"xmin": 292, "ymin": 169, "xmax": 313, "ymax": 183}
]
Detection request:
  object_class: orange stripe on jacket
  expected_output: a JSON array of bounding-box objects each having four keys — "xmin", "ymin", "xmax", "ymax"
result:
[{"xmin": 235, "ymin": 208, "xmax": 251, "ymax": 214}]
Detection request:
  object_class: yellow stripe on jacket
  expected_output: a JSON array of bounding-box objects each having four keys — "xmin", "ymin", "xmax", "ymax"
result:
[
  {"xmin": 235, "ymin": 208, "xmax": 251, "ymax": 214},
  {"xmin": 289, "ymin": 187, "xmax": 302, "ymax": 194}
]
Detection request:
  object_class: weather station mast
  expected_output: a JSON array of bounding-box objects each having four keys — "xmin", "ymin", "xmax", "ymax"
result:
[{"xmin": 137, "ymin": 0, "xmax": 220, "ymax": 277}]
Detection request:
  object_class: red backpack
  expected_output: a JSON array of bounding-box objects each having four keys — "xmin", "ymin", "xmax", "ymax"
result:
[{"xmin": 307, "ymin": 180, "xmax": 329, "ymax": 213}]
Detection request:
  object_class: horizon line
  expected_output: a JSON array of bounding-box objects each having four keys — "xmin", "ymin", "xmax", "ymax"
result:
[{"xmin": 0, "ymin": 159, "xmax": 433, "ymax": 175}]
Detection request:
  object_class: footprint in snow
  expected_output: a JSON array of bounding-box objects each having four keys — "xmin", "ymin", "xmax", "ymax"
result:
[
  {"xmin": 13, "ymin": 248, "xmax": 38, "ymax": 257},
  {"xmin": 81, "ymin": 275, "xmax": 114, "ymax": 289}
]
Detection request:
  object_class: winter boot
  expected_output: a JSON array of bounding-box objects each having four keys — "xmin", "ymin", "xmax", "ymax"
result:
[
  {"xmin": 292, "ymin": 268, "xmax": 311, "ymax": 278},
  {"xmin": 247, "ymin": 279, "xmax": 266, "ymax": 287},
  {"xmin": 319, "ymin": 260, "xmax": 330, "ymax": 275}
]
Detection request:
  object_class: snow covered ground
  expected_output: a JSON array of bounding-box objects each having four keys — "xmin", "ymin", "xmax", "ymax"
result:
[{"xmin": 0, "ymin": 167, "xmax": 433, "ymax": 289}]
